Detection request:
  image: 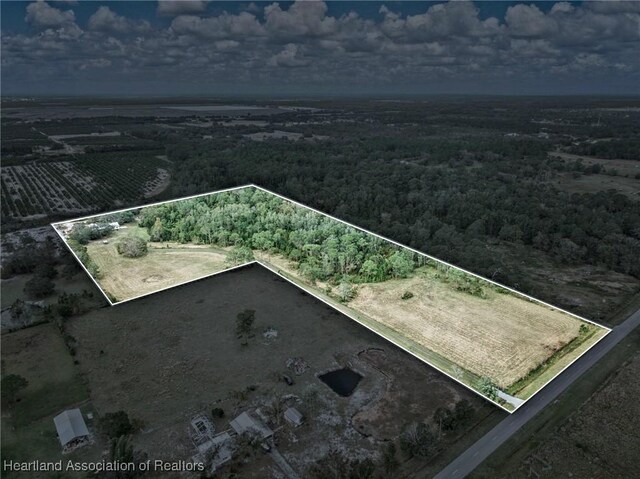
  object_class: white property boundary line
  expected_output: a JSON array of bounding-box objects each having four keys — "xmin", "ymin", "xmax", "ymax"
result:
[{"xmin": 51, "ymin": 184, "xmax": 612, "ymax": 413}]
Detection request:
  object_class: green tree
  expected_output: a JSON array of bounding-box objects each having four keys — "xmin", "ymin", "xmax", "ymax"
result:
[
  {"xmin": 24, "ymin": 275, "xmax": 55, "ymax": 298},
  {"xmin": 149, "ymin": 218, "xmax": 166, "ymax": 242},
  {"xmin": 226, "ymin": 246, "xmax": 254, "ymax": 266},
  {"xmin": 400, "ymin": 422, "xmax": 436, "ymax": 458},
  {"xmin": 388, "ymin": 251, "xmax": 414, "ymax": 278},
  {"xmin": 479, "ymin": 377, "xmax": 498, "ymax": 400},
  {"xmin": 99, "ymin": 411, "xmax": 133, "ymax": 440},
  {"xmin": 116, "ymin": 236, "xmax": 148, "ymax": 258}
]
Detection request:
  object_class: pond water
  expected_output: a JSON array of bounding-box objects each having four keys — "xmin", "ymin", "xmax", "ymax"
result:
[{"xmin": 318, "ymin": 368, "xmax": 363, "ymax": 397}]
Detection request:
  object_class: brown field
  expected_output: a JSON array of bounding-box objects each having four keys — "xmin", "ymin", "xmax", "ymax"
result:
[
  {"xmin": 67, "ymin": 264, "xmax": 496, "ymax": 477},
  {"xmin": 86, "ymin": 227, "xmax": 230, "ymax": 302},
  {"xmin": 348, "ymin": 271, "xmax": 607, "ymax": 390}
]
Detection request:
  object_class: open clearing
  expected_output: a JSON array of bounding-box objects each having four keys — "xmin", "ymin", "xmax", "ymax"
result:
[
  {"xmin": 348, "ymin": 270, "xmax": 606, "ymax": 390},
  {"xmin": 68, "ymin": 264, "xmax": 495, "ymax": 477},
  {"xmin": 86, "ymin": 227, "xmax": 230, "ymax": 302}
]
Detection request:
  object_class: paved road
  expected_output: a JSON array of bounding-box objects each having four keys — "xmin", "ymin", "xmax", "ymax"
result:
[{"xmin": 433, "ymin": 308, "xmax": 640, "ymax": 479}]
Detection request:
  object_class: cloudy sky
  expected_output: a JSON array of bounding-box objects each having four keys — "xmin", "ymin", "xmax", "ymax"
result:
[{"xmin": 1, "ymin": 1, "xmax": 639, "ymax": 96}]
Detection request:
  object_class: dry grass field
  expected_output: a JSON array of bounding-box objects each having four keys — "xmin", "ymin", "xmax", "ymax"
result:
[
  {"xmin": 257, "ymin": 253, "xmax": 608, "ymax": 401},
  {"xmin": 86, "ymin": 227, "xmax": 230, "ymax": 302},
  {"xmin": 348, "ymin": 270, "xmax": 607, "ymax": 390}
]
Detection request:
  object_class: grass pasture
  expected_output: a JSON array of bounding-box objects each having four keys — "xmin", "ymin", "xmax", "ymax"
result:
[
  {"xmin": 86, "ymin": 226, "xmax": 230, "ymax": 302},
  {"xmin": 1, "ymin": 323, "xmax": 98, "ymax": 475}
]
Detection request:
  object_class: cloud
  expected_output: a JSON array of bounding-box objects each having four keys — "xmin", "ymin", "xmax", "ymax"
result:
[
  {"xmin": 170, "ymin": 11, "xmax": 265, "ymax": 38},
  {"xmin": 25, "ymin": 1, "xmax": 75, "ymax": 28},
  {"xmin": 505, "ymin": 4, "xmax": 557, "ymax": 37},
  {"xmin": 4, "ymin": 0, "xmax": 639, "ymax": 94},
  {"xmin": 264, "ymin": 1, "xmax": 337, "ymax": 37},
  {"xmin": 88, "ymin": 6, "xmax": 150, "ymax": 34},
  {"xmin": 269, "ymin": 43, "xmax": 309, "ymax": 67},
  {"xmin": 157, "ymin": 1, "xmax": 208, "ymax": 17}
]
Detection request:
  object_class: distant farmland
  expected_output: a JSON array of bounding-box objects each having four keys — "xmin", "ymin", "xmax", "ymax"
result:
[
  {"xmin": 53, "ymin": 185, "xmax": 610, "ymax": 411},
  {"xmin": 1, "ymin": 152, "xmax": 166, "ymax": 220}
]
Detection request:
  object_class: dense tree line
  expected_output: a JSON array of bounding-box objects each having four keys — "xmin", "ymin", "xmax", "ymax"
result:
[
  {"xmin": 164, "ymin": 134, "xmax": 640, "ymax": 289},
  {"xmin": 137, "ymin": 188, "xmax": 427, "ymax": 288}
]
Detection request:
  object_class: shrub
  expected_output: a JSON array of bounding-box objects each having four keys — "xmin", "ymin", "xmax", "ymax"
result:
[
  {"xmin": 116, "ymin": 236, "xmax": 148, "ymax": 258},
  {"xmin": 401, "ymin": 291, "xmax": 414, "ymax": 300},
  {"xmin": 211, "ymin": 407, "xmax": 225, "ymax": 418},
  {"xmin": 24, "ymin": 275, "xmax": 55, "ymax": 298},
  {"xmin": 99, "ymin": 411, "xmax": 133, "ymax": 439}
]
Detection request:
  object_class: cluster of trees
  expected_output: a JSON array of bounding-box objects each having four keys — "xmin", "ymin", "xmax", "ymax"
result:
[
  {"xmin": 69, "ymin": 223, "xmax": 114, "ymax": 245},
  {"xmin": 568, "ymin": 139, "xmax": 640, "ymax": 160},
  {"xmin": 163, "ymin": 125, "xmax": 639, "ymax": 303},
  {"xmin": 137, "ymin": 188, "xmax": 426, "ymax": 291},
  {"xmin": 400, "ymin": 399, "xmax": 476, "ymax": 460}
]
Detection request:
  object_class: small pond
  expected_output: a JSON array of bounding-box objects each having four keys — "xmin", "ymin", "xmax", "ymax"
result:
[{"xmin": 319, "ymin": 368, "xmax": 363, "ymax": 397}]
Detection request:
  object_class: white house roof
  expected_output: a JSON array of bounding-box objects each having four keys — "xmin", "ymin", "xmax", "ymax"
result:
[
  {"xmin": 229, "ymin": 412, "xmax": 272, "ymax": 439},
  {"xmin": 54, "ymin": 409, "xmax": 89, "ymax": 447}
]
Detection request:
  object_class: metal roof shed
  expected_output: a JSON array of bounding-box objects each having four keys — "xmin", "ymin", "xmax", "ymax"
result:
[
  {"xmin": 54, "ymin": 409, "xmax": 89, "ymax": 447},
  {"xmin": 229, "ymin": 412, "xmax": 273, "ymax": 439},
  {"xmin": 284, "ymin": 407, "xmax": 304, "ymax": 427}
]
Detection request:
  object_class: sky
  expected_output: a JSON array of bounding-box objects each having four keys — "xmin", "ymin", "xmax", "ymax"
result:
[{"xmin": 1, "ymin": 1, "xmax": 639, "ymax": 96}]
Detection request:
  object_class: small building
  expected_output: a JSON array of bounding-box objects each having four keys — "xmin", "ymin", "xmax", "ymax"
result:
[
  {"xmin": 229, "ymin": 411, "xmax": 273, "ymax": 440},
  {"xmin": 54, "ymin": 409, "xmax": 90, "ymax": 453},
  {"xmin": 193, "ymin": 432, "xmax": 234, "ymax": 471},
  {"xmin": 284, "ymin": 407, "xmax": 304, "ymax": 427}
]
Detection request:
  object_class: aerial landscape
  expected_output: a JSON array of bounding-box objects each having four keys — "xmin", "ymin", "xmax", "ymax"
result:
[{"xmin": 1, "ymin": 1, "xmax": 639, "ymax": 478}]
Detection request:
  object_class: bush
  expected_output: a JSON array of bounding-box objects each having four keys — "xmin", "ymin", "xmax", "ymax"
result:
[
  {"xmin": 99, "ymin": 411, "xmax": 133, "ymax": 439},
  {"xmin": 24, "ymin": 275, "xmax": 55, "ymax": 298},
  {"xmin": 116, "ymin": 236, "xmax": 148, "ymax": 258},
  {"xmin": 401, "ymin": 291, "xmax": 414, "ymax": 300},
  {"xmin": 211, "ymin": 407, "xmax": 225, "ymax": 418}
]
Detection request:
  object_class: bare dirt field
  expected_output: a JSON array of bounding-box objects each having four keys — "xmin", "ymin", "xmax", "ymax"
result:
[
  {"xmin": 68, "ymin": 264, "xmax": 491, "ymax": 477},
  {"xmin": 86, "ymin": 227, "xmax": 230, "ymax": 302}
]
